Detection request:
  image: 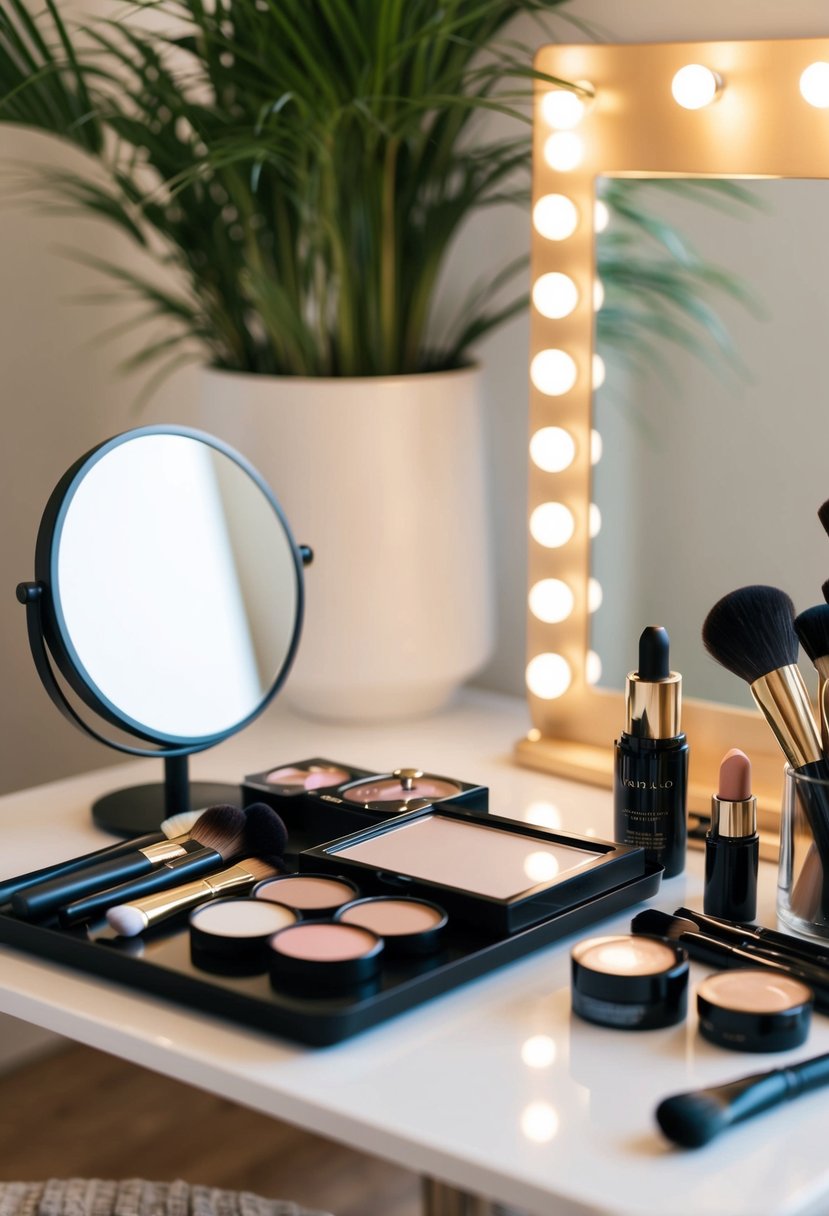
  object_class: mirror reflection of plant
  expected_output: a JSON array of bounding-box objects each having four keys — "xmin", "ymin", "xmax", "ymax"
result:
[{"xmin": 596, "ymin": 178, "xmax": 764, "ymax": 387}]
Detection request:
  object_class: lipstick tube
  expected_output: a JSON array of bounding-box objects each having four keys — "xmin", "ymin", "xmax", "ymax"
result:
[
  {"xmin": 704, "ymin": 750, "xmax": 759, "ymax": 922},
  {"xmin": 614, "ymin": 626, "xmax": 688, "ymax": 878}
]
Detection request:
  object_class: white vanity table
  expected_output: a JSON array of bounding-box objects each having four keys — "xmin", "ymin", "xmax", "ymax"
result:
[{"xmin": 1, "ymin": 690, "xmax": 827, "ymax": 1216}]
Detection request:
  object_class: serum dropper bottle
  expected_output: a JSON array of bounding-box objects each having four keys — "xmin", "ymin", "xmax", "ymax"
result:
[{"xmin": 614, "ymin": 626, "xmax": 689, "ymax": 877}]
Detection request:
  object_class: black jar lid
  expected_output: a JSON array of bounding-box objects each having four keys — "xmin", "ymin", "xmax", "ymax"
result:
[
  {"xmin": 697, "ymin": 969, "xmax": 813, "ymax": 1052},
  {"xmin": 571, "ymin": 934, "xmax": 689, "ymax": 1030}
]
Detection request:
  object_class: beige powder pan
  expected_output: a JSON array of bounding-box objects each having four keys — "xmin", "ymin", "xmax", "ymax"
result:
[
  {"xmin": 697, "ymin": 969, "xmax": 813, "ymax": 1052},
  {"xmin": 335, "ymin": 897, "xmax": 448, "ymax": 955}
]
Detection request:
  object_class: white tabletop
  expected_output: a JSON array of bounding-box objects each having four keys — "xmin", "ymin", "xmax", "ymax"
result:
[{"xmin": 1, "ymin": 689, "xmax": 827, "ymax": 1216}]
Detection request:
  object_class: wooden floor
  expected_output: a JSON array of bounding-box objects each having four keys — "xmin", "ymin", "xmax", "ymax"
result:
[{"xmin": 0, "ymin": 1043, "xmax": 420, "ymax": 1216}]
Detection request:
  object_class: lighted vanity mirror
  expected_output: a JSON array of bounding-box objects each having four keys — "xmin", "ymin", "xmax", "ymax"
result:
[
  {"xmin": 18, "ymin": 425, "xmax": 310, "ymax": 833},
  {"xmin": 518, "ymin": 38, "xmax": 829, "ymax": 844}
]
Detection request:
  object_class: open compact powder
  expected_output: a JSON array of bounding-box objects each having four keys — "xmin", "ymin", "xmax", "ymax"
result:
[
  {"xmin": 697, "ymin": 969, "xmax": 813, "ymax": 1052},
  {"xmin": 189, "ymin": 898, "xmax": 298, "ymax": 971},
  {"xmin": 571, "ymin": 934, "xmax": 689, "ymax": 1029},
  {"xmin": 254, "ymin": 874, "xmax": 360, "ymax": 917},
  {"xmin": 269, "ymin": 921, "xmax": 384, "ymax": 990},
  {"xmin": 335, "ymin": 897, "xmax": 448, "ymax": 955}
]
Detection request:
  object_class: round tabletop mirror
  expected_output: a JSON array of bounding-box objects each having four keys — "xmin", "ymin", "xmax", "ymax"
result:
[{"xmin": 19, "ymin": 425, "xmax": 309, "ymax": 834}]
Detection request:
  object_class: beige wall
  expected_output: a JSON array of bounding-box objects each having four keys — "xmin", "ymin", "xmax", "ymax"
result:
[{"xmin": 4, "ymin": 0, "xmax": 829, "ymax": 798}]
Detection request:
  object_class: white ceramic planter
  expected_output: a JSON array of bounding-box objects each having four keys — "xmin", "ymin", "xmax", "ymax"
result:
[{"xmin": 200, "ymin": 366, "xmax": 494, "ymax": 722}]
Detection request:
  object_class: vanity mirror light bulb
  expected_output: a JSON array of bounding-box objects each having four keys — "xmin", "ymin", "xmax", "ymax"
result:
[
  {"xmin": 590, "ymin": 429, "xmax": 603, "ymax": 465},
  {"xmin": 593, "ymin": 199, "xmax": 609, "ymax": 233},
  {"xmin": 589, "ymin": 503, "xmax": 602, "ymax": 538},
  {"xmin": 592, "ymin": 354, "xmax": 606, "ymax": 388},
  {"xmin": 531, "ymin": 349, "xmax": 578, "ymax": 396},
  {"xmin": 544, "ymin": 131, "xmax": 584, "ymax": 172},
  {"xmin": 530, "ymin": 502, "xmax": 575, "ymax": 548},
  {"xmin": 586, "ymin": 650, "xmax": 602, "ymax": 685},
  {"xmin": 541, "ymin": 87, "xmax": 588, "ymax": 130},
  {"xmin": 588, "ymin": 578, "xmax": 603, "ymax": 614},
  {"xmin": 532, "ymin": 272, "xmax": 579, "ymax": 319},
  {"xmin": 800, "ymin": 62, "xmax": 829, "ymax": 108},
  {"xmin": 530, "ymin": 426, "xmax": 576, "ymax": 473},
  {"xmin": 671, "ymin": 64, "xmax": 722, "ymax": 110},
  {"xmin": 526, "ymin": 653, "xmax": 572, "ymax": 700},
  {"xmin": 533, "ymin": 194, "xmax": 579, "ymax": 241},
  {"xmin": 529, "ymin": 578, "xmax": 575, "ymax": 624}
]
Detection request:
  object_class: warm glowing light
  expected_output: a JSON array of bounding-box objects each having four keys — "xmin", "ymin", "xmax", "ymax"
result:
[
  {"xmin": 521, "ymin": 1101, "xmax": 560, "ymax": 1144},
  {"xmin": 542, "ymin": 88, "xmax": 587, "ymax": 130},
  {"xmin": 589, "ymin": 503, "xmax": 602, "ymax": 538},
  {"xmin": 594, "ymin": 199, "xmax": 609, "ymax": 232},
  {"xmin": 671, "ymin": 64, "xmax": 721, "ymax": 110},
  {"xmin": 592, "ymin": 353, "xmax": 606, "ymax": 388},
  {"xmin": 529, "ymin": 579, "xmax": 574, "ymax": 624},
  {"xmin": 590, "ymin": 429, "xmax": 603, "ymax": 465},
  {"xmin": 593, "ymin": 279, "xmax": 604, "ymax": 311},
  {"xmin": 586, "ymin": 650, "xmax": 602, "ymax": 685},
  {"xmin": 544, "ymin": 131, "xmax": 584, "ymax": 172},
  {"xmin": 800, "ymin": 62, "xmax": 829, "ymax": 108},
  {"xmin": 530, "ymin": 426, "xmax": 575, "ymax": 473},
  {"xmin": 530, "ymin": 503, "xmax": 575, "ymax": 548},
  {"xmin": 532, "ymin": 272, "xmax": 579, "ymax": 319},
  {"xmin": 588, "ymin": 577, "xmax": 603, "ymax": 613},
  {"xmin": 527, "ymin": 728, "xmax": 541, "ymax": 742},
  {"xmin": 526, "ymin": 653, "xmax": 572, "ymax": 699},
  {"xmin": 521, "ymin": 1035, "xmax": 557, "ymax": 1069},
  {"xmin": 524, "ymin": 850, "xmax": 561, "ymax": 883},
  {"xmin": 526, "ymin": 801, "xmax": 563, "ymax": 829},
  {"xmin": 533, "ymin": 194, "xmax": 579, "ymax": 241},
  {"xmin": 531, "ymin": 349, "xmax": 577, "ymax": 396}
]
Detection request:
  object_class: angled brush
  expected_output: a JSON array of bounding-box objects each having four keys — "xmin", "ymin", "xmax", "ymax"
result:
[
  {"xmin": 657, "ymin": 1051, "xmax": 829, "ymax": 1147},
  {"xmin": 13, "ymin": 805, "xmax": 250, "ymax": 920},
  {"xmin": 58, "ymin": 803, "xmax": 288, "ymax": 925},
  {"xmin": 794, "ymin": 604, "xmax": 829, "ymax": 751},
  {"xmin": 702, "ymin": 585, "xmax": 829, "ymax": 914},
  {"xmin": 106, "ymin": 856, "xmax": 280, "ymax": 936}
]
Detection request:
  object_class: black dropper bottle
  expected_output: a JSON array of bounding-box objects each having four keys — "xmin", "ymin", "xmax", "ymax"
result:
[{"xmin": 613, "ymin": 626, "xmax": 689, "ymax": 878}]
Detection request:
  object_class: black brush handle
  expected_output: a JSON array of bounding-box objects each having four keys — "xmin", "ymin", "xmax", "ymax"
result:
[
  {"xmin": 59, "ymin": 848, "xmax": 222, "ymax": 925},
  {"xmin": 675, "ymin": 906, "xmax": 829, "ymax": 972},
  {"xmin": 0, "ymin": 833, "xmax": 165, "ymax": 907},
  {"xmin": 677, "ymin": 931, "xmax": 829, "ymax": 1012},
  {"xmin": 657, "ymin": 1052, "xmax": 829, "ymax": 1146},
  {"xmin": 12, "ymin": 844, "xmax": 197, "ymax": 920},
  {"xmin": 795, "ymin": 758, "xmax": 829, "ymax": 917}
]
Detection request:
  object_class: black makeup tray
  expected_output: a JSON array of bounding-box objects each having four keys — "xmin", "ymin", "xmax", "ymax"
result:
[{"xmin": 0, "ymin": 863, "xmax": 660, "ymax": 1047}]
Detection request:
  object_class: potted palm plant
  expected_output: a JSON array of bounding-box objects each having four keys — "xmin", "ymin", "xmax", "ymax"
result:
[{"xmin": 0, "ymin": 1, "xmax": 746, "ymax": 720}]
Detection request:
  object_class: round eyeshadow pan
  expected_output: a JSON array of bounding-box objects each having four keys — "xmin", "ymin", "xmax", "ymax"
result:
[
  {"xmin": 697, "ymin": 969, "xmax": 813, "ymax": 1052},
  {"xmin": 570, "ymin": 934, "xmax": 689, "ymax": 1030},
  {"xmin": 253, "ymin": 873, "xmax": 360, "ymax": 917},
  {"xmin": 269, "ymin": 920, "xmax": 384, "ymax": 991},
  {"xmin": 189, "ymin": 898, "xmax": 298, "ymax": 972},
  {"xmin": 265, "ymin": 764, "xmax": 350, "ymax": 790},
  {"xmin": 335, "ymin": 897, "xmax": 448, "ymax": 956}
]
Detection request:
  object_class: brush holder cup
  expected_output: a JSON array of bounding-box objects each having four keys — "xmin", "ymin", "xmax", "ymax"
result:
[{"xmin": 778, "ymin": 766, "xmax": 829, "ymax": 940}]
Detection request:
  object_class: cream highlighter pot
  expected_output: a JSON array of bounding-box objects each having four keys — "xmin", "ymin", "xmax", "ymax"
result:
[
  {"xmin": 269, "ymin": 921, "xmax": 384, "ymax": 991},
  {"xmin": 571, "ymin": 934, "xmax": 689, "ymax": 1029},
  {"xmin": 696, "ymin": 970, "xmax": 813, "ymax": 1052},
  {"xmin": 189, "ymin": 898, "xmax": 298, "ymax": 972},
  {"xmin": 253, "ymin": 873, "xmax": 360, "ymax": 918},
  {"xmin": 335, "ymin": 897, "xmax": 448, "ymax": 956}
]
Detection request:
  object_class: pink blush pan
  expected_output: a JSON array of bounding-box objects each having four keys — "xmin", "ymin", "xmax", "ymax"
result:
[{"xmin": 269, "ymin": 921, "xmax": 383, "ymax": 991}]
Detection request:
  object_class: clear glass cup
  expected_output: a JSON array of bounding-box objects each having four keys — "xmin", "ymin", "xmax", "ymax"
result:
[{"xmin": 778, "ymin": 765, "xmax": 829, "ymax": 939}]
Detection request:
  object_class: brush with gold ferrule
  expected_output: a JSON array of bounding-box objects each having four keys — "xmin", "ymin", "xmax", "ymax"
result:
[
  {"xmin": 795, "ymin": 604, "xmax": 829, "ymax": 752},
  {"xmin": 105, "ymin": 857, "xmax": 280, "ymax": 937},
  {"xmin": 703, "ymin": 585, "xmax": 829, "ymax": 914}
]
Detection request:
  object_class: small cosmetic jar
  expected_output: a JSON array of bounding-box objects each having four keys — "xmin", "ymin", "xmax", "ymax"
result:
[
  {"xmin": 189, "ymin": 898, "xmax": 298, "ymax": 972},
  {"xmin": 696, "ymin": 969, "xmax": 813, "ymax": 1052},
  {"xmin": 269, "ymin": 921, "xmax": 384, "ymax": 991},
  {"xmin": 335, "ymin": 897, "xmax": 448, "ymax": 956},
  {"xmin": 571, "ymin": 934, "xmax": 689, "ymax": 1030},
  {"xmin": 264, "ymin": 764, "xmax": 352, "ymax": 792},
  {"xmin": 253, "ymin": 873, "xmax": 360, "ymax": 918}
]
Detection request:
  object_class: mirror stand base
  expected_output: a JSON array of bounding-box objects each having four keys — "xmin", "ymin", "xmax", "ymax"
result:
[{"xmin": 92, "ymin": 781, "xmax": 242, "ymax": 838}]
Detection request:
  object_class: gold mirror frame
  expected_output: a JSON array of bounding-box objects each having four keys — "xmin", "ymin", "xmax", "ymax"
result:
[{"xmin": 516, "ymin": 38, "xmax": 829, "ymax": 855}]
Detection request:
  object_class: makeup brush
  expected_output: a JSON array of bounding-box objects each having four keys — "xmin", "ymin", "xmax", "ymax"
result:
[
  {"xmin": 674, "ymin": 906, "xmax": 829, "ymax": 971},
  {"xmin": 105, "ymin": 857, "xmax": 280, "ymax": 937},
  {"xmin": 656, "ymin": 1051, "xmax": 829, "ymax": 1148},
  {"xmin": 631, "ymin": 909, "xmax": 829, "ymax": 1011},
  {"xmin": 702, "ymin": 585, "xmax": 829, "ymax": 912},
  {"xmin": 58, "ymin": 803, "xmax": 289, "ymax": 926},
  {"xmin": 822, "ymin": 579, "xmax": 829, "ymax": 605},
  {"xmin": 794, "ymin": 604, "xmax": 829, "ymax": 751},
  {"xmin": 13, "ymin": 805, "xmax": 248, "ymax": 920}
]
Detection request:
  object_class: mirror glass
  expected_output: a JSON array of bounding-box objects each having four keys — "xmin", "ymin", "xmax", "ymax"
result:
[
  {"xmin": 590, "ymin": 178, "xmax": 829, "ymax": 709},
  {"xmin": 51, "ymin": 430, "xmax": 301, "ymax": 740}
]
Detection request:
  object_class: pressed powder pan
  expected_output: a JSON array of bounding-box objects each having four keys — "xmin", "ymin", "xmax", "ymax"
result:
[{"xmin": 335, "ymin": 896, "xmax": 448, "ymax": 955}]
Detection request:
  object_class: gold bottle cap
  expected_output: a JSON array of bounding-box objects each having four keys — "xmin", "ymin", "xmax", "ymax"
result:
[{"xmin": 625, "ymin": 671, "xmax": 682, "ymax": 739}]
